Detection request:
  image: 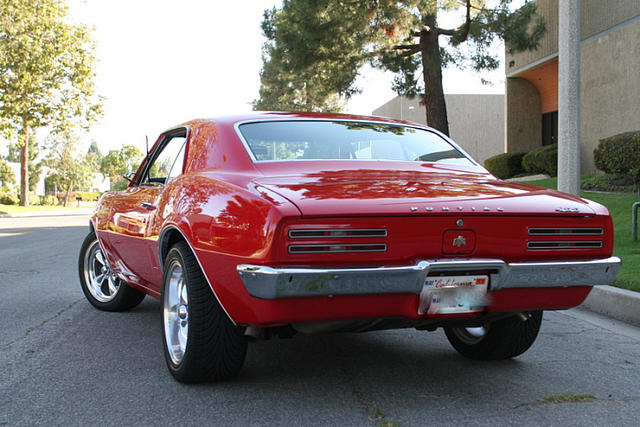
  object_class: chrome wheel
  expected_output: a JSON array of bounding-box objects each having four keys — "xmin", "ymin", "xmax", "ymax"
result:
[
  {"xmin": 163, "ymin": 259, "xmax": 189, "ymax": 365},
  {"xmin": 83, "ymin": 240, "xmax": 120, "ymax": 303},
  {"xmin": 451, "ymin": 326, "xmax": 488, "ymax": 345}
]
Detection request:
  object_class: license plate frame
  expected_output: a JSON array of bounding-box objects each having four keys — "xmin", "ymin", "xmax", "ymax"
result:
[{"xmin": 418, "ymin": 275, "xmax": 489, "ymax": 315}]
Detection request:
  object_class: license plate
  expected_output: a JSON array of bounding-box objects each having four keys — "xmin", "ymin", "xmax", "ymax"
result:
[{"xmin": 418, "ymin": 275, "xmax": 489, "ymax": 315}]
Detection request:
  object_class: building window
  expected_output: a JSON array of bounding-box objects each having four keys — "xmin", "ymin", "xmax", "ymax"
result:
[{"xmin": 542, "ymin": 111, "xmax": 558, "ymax": 146}]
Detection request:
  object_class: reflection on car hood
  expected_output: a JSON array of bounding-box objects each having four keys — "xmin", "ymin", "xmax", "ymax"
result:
[{"xmin": 252, "ymin": 168, "xmax": 596, "ymax": 217}]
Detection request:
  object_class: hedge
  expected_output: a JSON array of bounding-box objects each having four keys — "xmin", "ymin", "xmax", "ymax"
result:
[
  {"xmin": 594, "ymin": 131, "xmax": 640, "ymax": 177},
  {"xmin": 522, "ymin": 143, "xmax": 558, "ymax": 177},
  {"xmin": 484, "ymin": 152, "xmax": 526, "ymax": 179}
]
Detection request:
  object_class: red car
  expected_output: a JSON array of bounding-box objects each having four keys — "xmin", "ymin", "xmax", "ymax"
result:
[{"xmin": 78, "ymin": 112, "xmax": 620, "ymax": 383}]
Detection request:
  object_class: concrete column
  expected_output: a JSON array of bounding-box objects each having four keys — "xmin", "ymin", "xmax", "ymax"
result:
[{"xmin": 558, "ymin": 0, "xmax": 581, "ymax": 195}]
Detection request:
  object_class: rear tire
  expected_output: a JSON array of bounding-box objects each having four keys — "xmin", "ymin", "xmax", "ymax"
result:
[
  {"xmin": 444, "ymin": 311, "xmax": 543, "ymax": 360},
  {"xmin": 161, "ymin": 241, "xmax": 247, "ymax": 383},
  {"xmin": 78, "ymin": 231, "xmax": 146, "ymax": 312}
]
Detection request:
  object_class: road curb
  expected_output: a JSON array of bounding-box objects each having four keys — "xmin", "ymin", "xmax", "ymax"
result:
[
  {"xmin": 0, "ymin": 208, "xmax": 94, "ymax": 218},
  {"xmin": 581, "ymin": 285, "xmax": 640, "ymax": 327}
]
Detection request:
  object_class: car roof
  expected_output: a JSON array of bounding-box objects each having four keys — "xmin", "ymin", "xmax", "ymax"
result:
[{"xmin": 173, "ymin": 111, "xmax": 431, "ymax": 132}]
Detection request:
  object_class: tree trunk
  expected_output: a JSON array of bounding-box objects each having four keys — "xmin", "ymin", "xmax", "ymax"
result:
[
  {"xmin": 64, "ymin": 183, "xmax": 72, "ymax": 207},
  {"xmin": 19, "ymin": 124, "xmax": 30, "ymax": 207},
  {"xmin": 420, "ymin": 14, "xmax": 450, "ymax": 136}
]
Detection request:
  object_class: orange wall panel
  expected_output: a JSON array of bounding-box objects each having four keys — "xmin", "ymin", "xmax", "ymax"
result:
[{"xmin": 518, "ymin": 60, "xmax": 559, "ymax": 114}]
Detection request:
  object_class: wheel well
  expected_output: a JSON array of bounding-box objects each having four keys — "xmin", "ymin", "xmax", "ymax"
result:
[{"xmin": 159, "ymin": 227, "xmax": 187, "ymax": 269}]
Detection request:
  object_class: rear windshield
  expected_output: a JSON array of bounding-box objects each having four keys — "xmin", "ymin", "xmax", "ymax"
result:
[{"xmin": 237, "ymin": 120, "xmax": 473, "ymax": 165}]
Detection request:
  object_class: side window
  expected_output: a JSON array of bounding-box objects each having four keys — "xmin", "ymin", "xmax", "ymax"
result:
[{"xmin": 143, "ymin": 134, "xmax": 187, "ymax": 186}]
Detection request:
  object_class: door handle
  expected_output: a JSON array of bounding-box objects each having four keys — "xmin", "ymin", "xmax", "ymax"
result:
[{"xmin": 141, "ymin": 202, "xmax": 157, "ymax": 211}]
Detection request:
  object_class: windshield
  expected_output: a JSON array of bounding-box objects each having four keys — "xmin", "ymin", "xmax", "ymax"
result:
[{"xmin": 238, "ymin": 121, "xmax": 474, "ymax": 165}]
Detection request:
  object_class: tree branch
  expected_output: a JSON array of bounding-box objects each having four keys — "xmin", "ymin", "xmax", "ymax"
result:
[
  {"xmin": 395, "ymin": 44, "xmax": 421, "ymax": 50},
  {"xmin": 436, "ymin": 0, "xmax": 471, "ymax": 41},
  {"xmin": 399, "ymin": 47, "xmax": 421, "ymax": 57}
]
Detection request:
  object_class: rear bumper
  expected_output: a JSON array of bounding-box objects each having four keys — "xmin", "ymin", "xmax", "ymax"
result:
[{"xmin": 236, "ymin": 257, "xmax": 621, "ymax": 300}]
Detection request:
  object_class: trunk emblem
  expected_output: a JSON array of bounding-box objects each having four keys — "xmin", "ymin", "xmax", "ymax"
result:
[
  {"xmin": 453, "ymin": 236, "xmax": 467, "ymax": 247},
  {"xmin": 456, "ymin": 219, "xmax": 464, "ymax": 227}
]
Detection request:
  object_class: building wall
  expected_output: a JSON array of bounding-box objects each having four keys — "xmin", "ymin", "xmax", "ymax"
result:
[
  {"xmin": 372, "ymin": 94, "xmax": 505, "ymax": 165},
  {"xmin": 580, "ymin": 19, "xmax": 640, "ymax": 172},
  {"xmin": 507, "ymin": 0, "xmax": 640, "ymax": 76},
  {"xmin": 505, "ymin": 79, "xmax": 542, "ymax": 154},
  {"xmin": 505, "ymin": 0, "xmax": 640, "ymax": 173}
]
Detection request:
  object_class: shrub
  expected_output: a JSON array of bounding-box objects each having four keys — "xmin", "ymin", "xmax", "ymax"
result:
[
  {"xmin": 77, "ymin": 191, "xmax": 101, "ymax": 201},
  {"xmin": 0, "ymin": 192, "xmax": 19, "ymax": 205},
  {"xmin": 522, "ymin": 143, "xmax": 558, "ymax": 177},
  {"xmin": 594, "ymin": 131, "xmax": 640, "ymax": 178},
  {"xmin": 39, "ymin": 195, "xmax": 58, "ymax": 206},
  {"xmin": 28, "ymin": 193, "xmax": 41, "ymax": 206},
  {"xmin": 484, "ymin": 152, "xmax": 526, "ymax": 179}
]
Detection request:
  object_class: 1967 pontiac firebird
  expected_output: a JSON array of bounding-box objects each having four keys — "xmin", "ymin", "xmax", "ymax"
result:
[{"xmin": 78, "ymin": 112, "xmax": 620, "ymax": 383}]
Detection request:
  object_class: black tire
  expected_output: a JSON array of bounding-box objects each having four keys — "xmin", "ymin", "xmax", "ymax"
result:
[
  {"xmin": 78, "ymin": 231, "xmax": 146, "ymax": 312},
  {"xmin": 444, "ymin": 311, "xmax": 543, "ymax": 360},
  {"xmin": 161, "ymin": 241, "xmax": 247, "ymax": 383}
]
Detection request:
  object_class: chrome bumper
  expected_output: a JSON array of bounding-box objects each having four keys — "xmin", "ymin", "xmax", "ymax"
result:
[{"xmin": 236, "ymin": 257, "xmax": 621, "ymax": 300}]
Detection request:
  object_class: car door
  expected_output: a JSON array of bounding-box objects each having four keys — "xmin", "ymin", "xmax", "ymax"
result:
[{"xmin": 102, "ymin": 129, "xmax": 188, "ymax": 291}]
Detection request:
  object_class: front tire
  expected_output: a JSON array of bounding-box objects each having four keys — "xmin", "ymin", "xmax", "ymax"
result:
[
  {"xmin": 444, "ymin": 311, "xmax": 543, "ymax": 360},
  {"xmin": 78, "ymin": 231, "xmax": 146, "ymax": 312},
  {"xmin": 162, "ymin": 241, "xmax": 247, "ymax": 383}
]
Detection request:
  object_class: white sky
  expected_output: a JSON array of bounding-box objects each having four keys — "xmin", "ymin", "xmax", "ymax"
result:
[{"xmin": 2, "ymin": 0, "xmax": 505, "ymax": 156}]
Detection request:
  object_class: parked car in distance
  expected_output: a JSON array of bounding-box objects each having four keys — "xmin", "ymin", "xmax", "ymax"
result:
[{"xmin": 79, "ymin": 112, "xmax": 620, "ymax": 383}]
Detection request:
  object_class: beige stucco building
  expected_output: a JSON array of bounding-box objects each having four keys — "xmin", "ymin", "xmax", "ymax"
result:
[
  {"xmin": 373, "ymin": 94, "xmax": 505, "ymax": 164},
  {"xmin": 506, "ymin": 0, "xmax": 640, "ymax": 173}
]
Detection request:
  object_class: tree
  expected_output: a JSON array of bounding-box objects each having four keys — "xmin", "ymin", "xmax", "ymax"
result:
[
  {"xmin": 45, "ymin": 132, "xmax": 93, "ymax": 206},
  {"xmin": 0, "ymin": 0, "xmax": 102, "ymax": 206},
  {"xmin": 0, "ymin": 158, "xmax": 16, "ymax": 191},
  {"xmin": 86, "ymin": 140, "xmax": 103, "ymax": 171},
  {"xmin": 100, "ymin": 145, "xmax": 144, "ymax": 191},
  {"xmin": 6, "ymin": 134, "xmax": 43, "ymax": 192},
  {"xmin": 255, "ymin": 0, "xmax": 545, "ymax": 135}
]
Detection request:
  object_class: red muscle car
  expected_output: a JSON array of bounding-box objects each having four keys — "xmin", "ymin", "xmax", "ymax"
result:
[{"xmin": 78, "ymin": 112, "xmax": 620, "ymax": 383}]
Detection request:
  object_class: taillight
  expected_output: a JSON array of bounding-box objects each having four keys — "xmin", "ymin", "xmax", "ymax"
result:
[{"xmin": 287, "ymin": 228, "xmax": 388, "ymax": 254}]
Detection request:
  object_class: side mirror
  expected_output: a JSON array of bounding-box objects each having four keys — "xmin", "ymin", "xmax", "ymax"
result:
[{"xmin": 123, "ymin": 171, "xmax": 137, "ymax": 184}]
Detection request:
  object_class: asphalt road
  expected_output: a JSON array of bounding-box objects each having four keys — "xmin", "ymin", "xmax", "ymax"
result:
[{"xmin": 1, "ymin": 215, "xmax": 640, "ymax": 426}]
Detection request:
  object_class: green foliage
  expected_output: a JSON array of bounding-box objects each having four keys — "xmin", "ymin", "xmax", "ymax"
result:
[
  {"xmin": 39, "ymin": 195, "xmax": 58, "ymax": 206},
  {"xmin": 100, "ymin": 145, "xmax": 144, "ymax": 190},
  {"xmin": 483, "ymin": 152, "xmax": 525, "ymax": 179},
  {"xmin": 255, "ymin": 0, "xmax": 545, "ymax": 131},
  {"xmin": 6, "ymin": 134, "xmax": 43, "ymax": 191},
  {"xmin": 0, "ymin": 158, "xmax": 16, "ymax": 188},
  {"xmin": 580, "ymin": 173, "xmax": 636, "ymax": 193},
  {"xmin": 86, "ymin": 140, "xmax": 103, "ymax": 171},
  {"xmin": 593, "ymin": 131, "xmax": 640, "ymax": 181},
  {"xmin": 76, "ymin": 191, "xmax": 101, "ymax": 201},
  {"xmin": 522, "ymin": 143, "xmax": 557, "ymax": 177},
  {"xmin": 0, "ymin": 0, "xmax": 102, "ymax": 205},
  {"xmin": 0, "ymin": 191, "xmax": 19, "ymax": 205},
  {"xmin": 45, "ymin": 132, "xmax": 95, "ymax": 206}
]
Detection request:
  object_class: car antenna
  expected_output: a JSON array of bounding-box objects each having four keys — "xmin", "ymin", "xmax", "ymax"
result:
[{"xmin": 145, "ymin": 135, "xmax": 150, "ymax": 156}]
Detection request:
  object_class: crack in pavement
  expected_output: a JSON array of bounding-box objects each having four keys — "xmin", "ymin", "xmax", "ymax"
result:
[
  {"xmin": 512, "ymin": 395, "xmax": 640, "ymax": 410},
  {"xmin": 3, "ymin": 298, "xmax": 83, "ymax": 346}
]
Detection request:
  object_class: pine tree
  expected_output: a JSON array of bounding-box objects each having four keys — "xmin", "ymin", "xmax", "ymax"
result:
[{"xmin": 255, "ymin": 0, "xmax": 545, "ymax": 135}]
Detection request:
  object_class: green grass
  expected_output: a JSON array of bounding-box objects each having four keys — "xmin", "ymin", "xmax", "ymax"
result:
[
  {"xmin": 539, "ymin": 392, "xmax": 596, "ymax": 404},
  {"xmin": 0, "ymin": 204, "xmax": 87, "ymax": 215},
  {"xmin": 523, "ymin": 177, "xmax": 640, "ymax": 293}
]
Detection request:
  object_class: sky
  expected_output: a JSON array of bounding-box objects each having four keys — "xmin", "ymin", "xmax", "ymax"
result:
[{"xmin": 3, "ymin": 0, "xmax": 505, "ymax": 157}]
